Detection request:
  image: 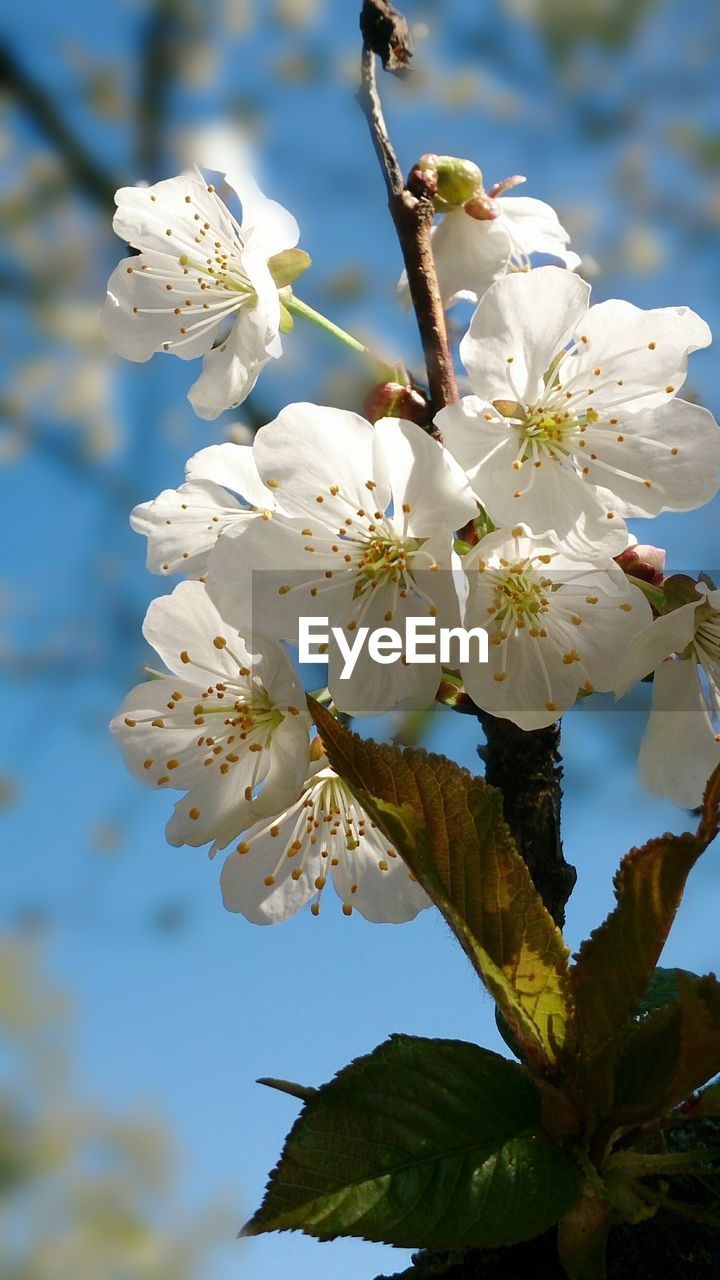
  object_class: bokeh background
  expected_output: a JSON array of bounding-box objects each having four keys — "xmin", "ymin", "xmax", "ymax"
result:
[{"xmin": 1, "ymin": 1, "xmax": 719, "ymax": 1276}]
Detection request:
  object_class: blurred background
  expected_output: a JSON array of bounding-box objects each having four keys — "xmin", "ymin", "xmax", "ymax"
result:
[{"xmin": 1, "ymin": 1, "xmax": 719, "ymax": 1276}]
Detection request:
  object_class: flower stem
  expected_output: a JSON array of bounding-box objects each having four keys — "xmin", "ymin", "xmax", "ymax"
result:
[{"xmin": 285, "ymin": 294, "xmax": 368, "ymax": 357}]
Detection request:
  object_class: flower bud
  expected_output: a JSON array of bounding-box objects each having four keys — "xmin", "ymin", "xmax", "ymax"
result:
[
  {"xmin": 363, "ymin": 381, "xmax": 430, "ymax": 428},
  {"xmin": 432, "ymin": 155, "xmax": 484, "ymax": 209},
  {"xmin": 614, "ymin": 543, "xmax": 666, "ymax": 587},
  {"xmin": 407, "ymin": 155, "xmax": 438, "ymax": 200}
]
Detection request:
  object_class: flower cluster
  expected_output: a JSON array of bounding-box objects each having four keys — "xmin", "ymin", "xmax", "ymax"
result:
[{"xmin": 107, "ymin": 151, "xmax": 720, "ymax": 922}]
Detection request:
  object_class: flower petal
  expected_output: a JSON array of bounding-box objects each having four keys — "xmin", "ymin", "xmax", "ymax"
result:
[
  {"xmin": 329, "ymin": 826, "xmax": 430, "ymax": 923},
  {"xmin": 459, "ymin": 266, "xmax": 590, "ymax": 406},
  {"xmin": 110, "ymin": 677, "xmax": 202, "ymax": 785},
  {"xmin": 221, "ymin": 840, "xmax": 318, "ymax": 924},
  {"xmin": 185, "ymin": 442, "xmax": 272, "ymax": 509},
  {"xmin": 142, "ymin": 579, "xmax": 252, "ymax": 683},
  {"xmin": 187, "ymin": 312, "xmax": 274, "ymax": 420},
  {"xmin": 373, "ymin": 417, "xmax": 477, "ymax": 536},
  {"xmin": 558, "ymin": 299, "xmax": 711, "ymax": 415},
  {"xmin": 581, "ymin": 399, "xmax": 720, "ymax": 518},
  {"xmin": 112, "ymin": 173, "xmax": 241, "ymax": 259},
  {"xmin": 615, "ymin": 598, "xmax": 701, "ymax": 696},
  {"xmin": 638, "ymin": 659, "xmax": 720, "ymax": 809},
  {"xmin": 103, "ymin": 253, "xmax": 220, "ymax": 362},
  {"xmin": 251, "ymin": 403, "xmax": 391, "ymax": 522},
  {"xmin": 500, "ymin": 196, "xmax": 579, "ymax": 268},
  {"xmin": 327, "ymin": 584, "xmax": 444, "ymax": 716},
  {"xmin": 130, "ymin": 479, "xmax": 254, "ymax": 577},
  {"xmin": 427, "ymin": 209, "xmax": 512, "ymax": 308}
]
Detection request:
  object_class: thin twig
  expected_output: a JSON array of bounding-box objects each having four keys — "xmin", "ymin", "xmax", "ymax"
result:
[
  {"xmin": 357, "ymin": 26, "xmax": 458, "ymax": 417},
  {"xmin": 0, "ymin": 42, "xmax": 117, "ymax": 213},
  {"xmin": 357, "ymin": 0, "xmax": 575, "ymax": 926}
]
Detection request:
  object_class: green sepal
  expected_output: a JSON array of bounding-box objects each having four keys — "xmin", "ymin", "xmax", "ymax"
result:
[{"xmin": 268, "ymin": 247, "xmax": 312, "ymax": 288}]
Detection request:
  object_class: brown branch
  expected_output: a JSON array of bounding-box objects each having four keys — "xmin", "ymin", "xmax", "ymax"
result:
[
  {"xmin": 357, "ymin": 0, "xmax": 575, "ymax": 927},
  {"xmin": 478, "ymin": 716, "xmax": 575, "ymax": 926},
  {"xmin": 0, "ymin": 42, "xmax": 117, "ymax": 213},
  {"xmin": 357, "ymin": 13, "xmax": 458, "ymax": 417}
]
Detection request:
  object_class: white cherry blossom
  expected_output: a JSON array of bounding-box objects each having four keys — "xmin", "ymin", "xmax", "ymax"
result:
[
  {"xmin": 131, "ymin": 442, "xmax": 275, "ymax": 578},
  {"xmin": 103, "ymin": 165, "xmax": 301, "ymax": 419},
  {"xmin": 221, "ymin": 759, "xmax": 430, "ymax": 924},
  {"xmin": 110, "ymin": 580, "xmax": 311, "ymax": 853},
  {"xmin": 616, "ymin": 582, "xmax": 720, "ymax": 808},
  {"xmin": 399, "ymin": 177, "xmax": 579, "ymax": 310},
  {"xmin": 437, "ymin": 267, "xmax": 719, "ymax": 540},
  {"xmin": 206, "ymin": 404, "xmax": 478, "ymax": 715},
  {"xmin": 458, "ymin": 525, "xmax": 652, "ymax": 730},
  {"xmin": 430, "ymin": 191, "xmax": 580, "ymax": 309}
]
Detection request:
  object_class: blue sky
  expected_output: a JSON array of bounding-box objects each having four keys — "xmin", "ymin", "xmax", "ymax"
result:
[{"xmin": 1, "ymin": 0, "xmax": 719, "ymax": 1275}]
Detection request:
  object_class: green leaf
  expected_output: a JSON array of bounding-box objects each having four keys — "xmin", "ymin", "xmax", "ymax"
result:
[
  {"xmin": 639, "ymin": 967, "xmax": 697, "ymax": 1016},
  {"xmin": 613, "ymin": 973, "xmax": 720, "ymax": 1126},
  {"xmin": 257, "ymin": 1077, "xmax": 317, "ymax": 1102},
  {"xmin": 244, "ymin": 1035, "xmax": 580, "ymax": 1249},
  {"xmin": 309, "ymin": 700, "xmax": 573, "ymax": 1073},
  {"xmin": 662, "ymin": 574, "xmax": 701, "ymax": 611},
  {"xmin": 570, "ymin": 766, "xmax": 720, "ymax": 1064}
]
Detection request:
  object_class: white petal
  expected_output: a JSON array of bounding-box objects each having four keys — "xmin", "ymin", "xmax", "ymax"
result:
[
  {"xmin": 499, "ymin": 196, "xmax": 578, "ymax": 267},
  {"xmin": 435, "ymin": 396, "xmax": 517, "ymax": 492},
  {"xmin": 462, "ymin": 618, "xmax": 581, "ymax": 730},
  {"xmin": 142, "ymin": 579, "xmax": 251, "ymax": 683},
  {"xmin": 230, "ymin": 172, "xmax": 299, "ymax": 258},
  {"xmin": 221, "ymin": 842, "xmax": 318, "ymax": 924},
  {"xmin": 638, "ymin": 659, "xmax": 720, "ymax": 809},
  {"xmin": 188, "ymin": 316, "xmax": 272, "ymax": 420},
  {"xmin": 206, "ymin": 513, "xmax": 351, "ymax": 640},
  {"xmin": 185, "ymin": 442, "xmax": 272, "ymax": 509},
  {"xmin": 110, "ymin": 677, "xmax": 202, "ymax": 785},
  {"xmin": 112, "ymin": 173, "xmax": 240, "ymax": 259},
  {"xmin": 103, "ymin": 253, "xmax": 220, "ymax": 362},
  {"xmin": 615, "ymin": 599, "xmax": 701, "ymax": 696},
  {"xmin": 130, "ymin": 479, "xmax": 254, "ymax": 577},
  {"xmin": 558, "ymin": 299, "xmax": 711, "ymax": 415},
  {"xmin": 581, "ymin": 399, "xmax": 720, "ymax": 518},
  {"xmin": 166, "ymin": 769, "xmax": 254, "ymax": 851},
  {"xmin": 428, "ymin": 209, "xmax": 512, "ymax": 308},
  {"xmin": 459, "ymin": 266, "xmax": 591, "ymax": 406},
  {"xmin": 373, "ymin": 417, "xmax": 477, "ymax": 536},
  {"xmin": 551, "ymin": 577, "xmax": 652, "ymax": 692},
  {"xmin": 251, "ymin": 403, "xmax": 391, "ymax": 522},
  {"xmin": 327, "ymin": 585, "xmax": 443, "ymax": 717},
  {"xmin": 438, "ymin": 397, "xmax": 620, "ymax": 538},
  {"xmin": 329, "ymin": 825, "xmax": 430, "ymax": 924}
]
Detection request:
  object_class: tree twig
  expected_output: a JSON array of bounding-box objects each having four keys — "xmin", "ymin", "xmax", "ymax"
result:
[
  {"xmin": 0, "ymin": 42, "xmax": 117, "ymax": 213},
  {"xmin": 357, "ymin": 8, "xmax": 458, "ymax": 417},
  {"xmin": 357, "ymin": 0, "xmax": 575, "ymax": 927}
]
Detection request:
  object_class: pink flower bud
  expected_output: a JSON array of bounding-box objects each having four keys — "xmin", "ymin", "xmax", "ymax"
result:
[
  {"xmin": 614, "ymin": 543, "xmax": 666, "ymax": 586},
  {"xmin": 363, "ymin": 381, "xmax": 430, "ymax": 428}
]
